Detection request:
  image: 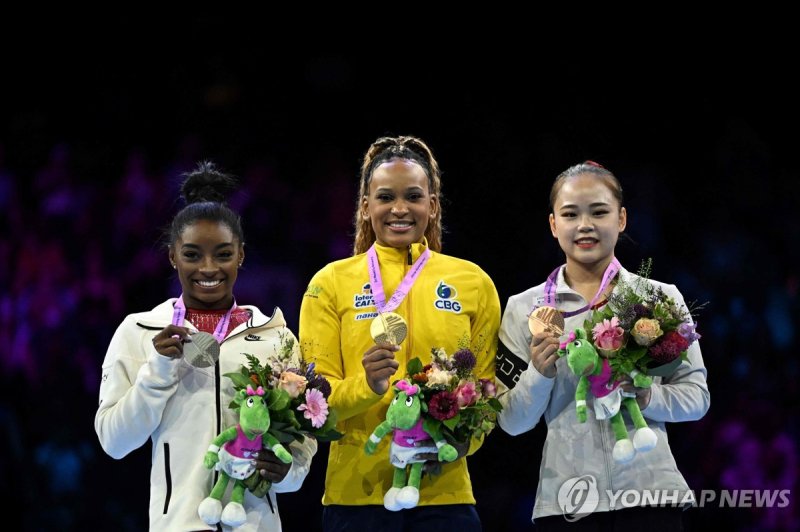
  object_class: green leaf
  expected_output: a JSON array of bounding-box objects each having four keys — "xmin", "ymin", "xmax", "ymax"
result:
[
  {"xmin": 225, "ymin": 372, "xmax": 254, "ymax": 389},
  {"xmin": 625, "ymin": 345, "xmax": 648, "ymax": 362},
  {"xmin": 314, "ymin": 428, "xmax": 345, "ymax": 442},
  {"xmin": 487, "ymin": 397, "xmax": 503, "ymax": 412},
  {"xmin": 407, "ymin": 357, "xmax": 424, "ymax": 376},
  {"xmin": 267, "ymin": 389, "xmax": 291, "ymax": 411},
  {"xmin": 318, "ymin": 409, "xmax": 339, "ymax": 433},
  {"xmin": 423, "ymin": 416, "xmax": 443, "ymax": 437},
  {"xmin": 443, "ymin": 413, "xmax": 461, "ymax": 431}
]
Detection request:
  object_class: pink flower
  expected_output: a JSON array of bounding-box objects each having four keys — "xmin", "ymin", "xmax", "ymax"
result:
[
  {"xmin": 297, "ymin": 388, "xmax": 329, "ymax": 428},
  {"xmin": 479, "ymin": 378, "xmax": 497, "ymax": 398},
  {"xmin": 278, "ymin": 371, "xmax": 308, "ymax": 398},
  {"xmin": 592, "ymin": 316, "xmax": 625, "ymax": 351},
  {"xmin": 455, "ymin": 380, "xmax": 479, "ymax": 407}
]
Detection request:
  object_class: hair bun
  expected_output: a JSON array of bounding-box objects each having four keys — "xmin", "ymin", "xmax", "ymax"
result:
[
  {"xmin": 180, "ymin": 161, "xmax": 238, "ymax": 205},
  {"xmin": 584, "ymin": 160, "xmax": 605, "ymax": 169}
]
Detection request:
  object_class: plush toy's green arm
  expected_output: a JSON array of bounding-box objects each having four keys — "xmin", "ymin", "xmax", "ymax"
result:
[
  {"xmin": 364, "ymin": 420, "xmax": 393, "ymax": 455},
  {"xmin": 204, "ymin": 426, "xmax": 239, "ymax": 469},
  {"xmin": 423, "ymin": 422, "xmax": 458, "ymax": 462},
  {"xmin": 630, "ymin": 369, "xmax": 652, "ymax": 389},
  {"xmin": 575, "ymin": 376, "xmax": 589, "ymax": 423},
  {"xmin": 262, "ymin": 432, "xmax": 293, "ymax": 464}
]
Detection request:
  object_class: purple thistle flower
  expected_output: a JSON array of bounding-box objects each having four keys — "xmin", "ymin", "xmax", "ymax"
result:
[
  {"xmin": 307, "ymin": 374, "xmax": 332, "ymax": 398},
  {"xmin": 453, "ymin": 349, "xmax": 476, "ymax": 372},
  {"xmin": 633, "ymin": 304, "xmax": 652, "ymax": 319}
]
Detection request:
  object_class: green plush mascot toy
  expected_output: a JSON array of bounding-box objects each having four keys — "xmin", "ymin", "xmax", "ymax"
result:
[
  {"xmin": 198, "ymin": 385, "xmax": 292, "ymax": 528},
  {"xmin": 558, "ymin": 329, "xmax": 657, "ymax": 463},
  {"xmin": 364, "ymin": 379, "xmax": 457, "ymax": 511}
]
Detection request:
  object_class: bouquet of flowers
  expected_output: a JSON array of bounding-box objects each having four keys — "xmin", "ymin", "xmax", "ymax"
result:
[
  {"xmin": 579, "ymin": 259, "xmax": 703, "ymax": 380},
  {"xmin": 224, "ymin": 334, "xmax": 342, "ymax": 495},
  {"xmin": 404, "ymin": 347, "xmax": 502, "ymax": 446}
]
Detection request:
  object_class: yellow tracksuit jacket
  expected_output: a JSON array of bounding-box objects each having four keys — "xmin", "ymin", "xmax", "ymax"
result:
[{"xmin": 299, "ymin": 241, "xmax": 500, "ymax": 506}]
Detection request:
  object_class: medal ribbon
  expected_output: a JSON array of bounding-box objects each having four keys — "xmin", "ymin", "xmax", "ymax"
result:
[
  {"xmin": 367, "ymin": 245, "xmax": 431, "ymax": 313},
  {"xmin": 172, "ymin": 295, "xmax": 237, "ymax": 343},
  {"xmin": 541, "ymin": 258, "xmax": 621, "ymax": 318}
]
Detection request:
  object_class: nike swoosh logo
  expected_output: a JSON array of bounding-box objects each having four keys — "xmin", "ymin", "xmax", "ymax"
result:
[{"xmin": 244, "ymin": 334, "xmax": 262, "ymax": 341}]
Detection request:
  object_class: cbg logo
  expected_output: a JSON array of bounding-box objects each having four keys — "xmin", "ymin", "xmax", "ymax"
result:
[
  {"xmin": 434, "ymin": 280, "xmax": 461, "ymax": 313},
  {"xmin": 558, "ymin": 475, "xmax": 599, "ymax": 522}
]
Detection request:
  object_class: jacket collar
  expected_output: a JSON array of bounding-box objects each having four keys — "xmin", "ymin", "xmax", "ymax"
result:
[
  {"xmin": 551, "ymin": 263, "xmax": 632, "ymax": 300},
  {"xmin": 135, "ymin": 298, "xmax": 285, "ymax": 333},
  {"xmin": 372, "ymin": 238, "xmax": 431, "ymax": 265}
]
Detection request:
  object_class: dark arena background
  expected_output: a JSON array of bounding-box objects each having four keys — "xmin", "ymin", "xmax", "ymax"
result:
[{"xmin": 1, "ymin": 27, "xmax": 797, "ymax": 531}]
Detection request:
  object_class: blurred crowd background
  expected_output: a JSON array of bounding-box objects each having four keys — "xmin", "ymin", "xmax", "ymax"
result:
[{"xmin": 1, "ymin": 32, "xmax": 797, "ymax": 531}]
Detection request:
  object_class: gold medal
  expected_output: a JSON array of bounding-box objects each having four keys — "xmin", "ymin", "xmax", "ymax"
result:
[
  {"xmin": 370, "ymin": 312, "xmax": 408, "ymax": 345},
  {"xmin": 528, "ymin": 306, "xmax": 565, "ymax": 336}
]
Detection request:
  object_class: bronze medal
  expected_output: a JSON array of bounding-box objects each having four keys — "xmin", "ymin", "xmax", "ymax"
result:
[{"xmin": 528, "ymin": 306, "xmax": 565, "ymax": 336}]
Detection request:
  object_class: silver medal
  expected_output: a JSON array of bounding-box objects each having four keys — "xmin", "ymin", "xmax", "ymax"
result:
[{"xmin": 183, "ymin": 331, "xmax": 220, "ymax": 368}]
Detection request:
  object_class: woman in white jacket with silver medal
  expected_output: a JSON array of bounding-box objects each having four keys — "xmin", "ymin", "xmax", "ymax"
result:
[{"xmin": 95, "ymin": 161, "xmax": 317, "ymax": 531}]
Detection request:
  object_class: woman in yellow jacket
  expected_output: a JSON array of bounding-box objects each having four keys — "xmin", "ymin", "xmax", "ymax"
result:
[{"xmin": 299, "ymin": 135, "xmax": 500, "ymax": 531}]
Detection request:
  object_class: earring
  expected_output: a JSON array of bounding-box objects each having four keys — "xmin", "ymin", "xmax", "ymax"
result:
[{"xmin": 171, "ymin": 264, "xmax": 177, "ymax": 269}]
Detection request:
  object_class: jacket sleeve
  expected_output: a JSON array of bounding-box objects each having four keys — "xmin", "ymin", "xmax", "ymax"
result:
[
  {"xmin": 641, "ymin": 285, "xmax": 710, "ymax": 422},
  {"xmin": 271, "ymin": 436, "xmax": 319, "ymax": 493},
  {"xmin": 299, "ymin": 265, "xmax": 383, "ymax": 422},
  {"xmin": 94, "ymin": 317, "xmax": 181, "ymax": 459},
  {"xmin": 496, "ymin": 293, "xmax": 556, "ymax": 436},
  {"xmin": 465, "ymin": 269, "xmax": 502, "ymax": 456}
]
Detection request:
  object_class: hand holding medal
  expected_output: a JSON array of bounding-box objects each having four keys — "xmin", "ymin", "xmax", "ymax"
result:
[
  {"xmin": 151, "ymin": 325, "xmax": 192, "ymax": 359},
  {"xmin": 528, "ymin": 306, "xmax": 564, "ymax": 379}
]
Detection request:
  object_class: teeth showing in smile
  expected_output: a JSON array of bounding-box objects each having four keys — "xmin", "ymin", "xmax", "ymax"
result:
[
  {"xmin": 388, "ymin": 222, "xmax": 413, "ymax": 227},
  {"xmin": 576, "ymin": 238, "xmax": 597, "ymax": 244},
  {"xmin": 196, "ymin": 280, "xmax": 223, "ymax": 287}
]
